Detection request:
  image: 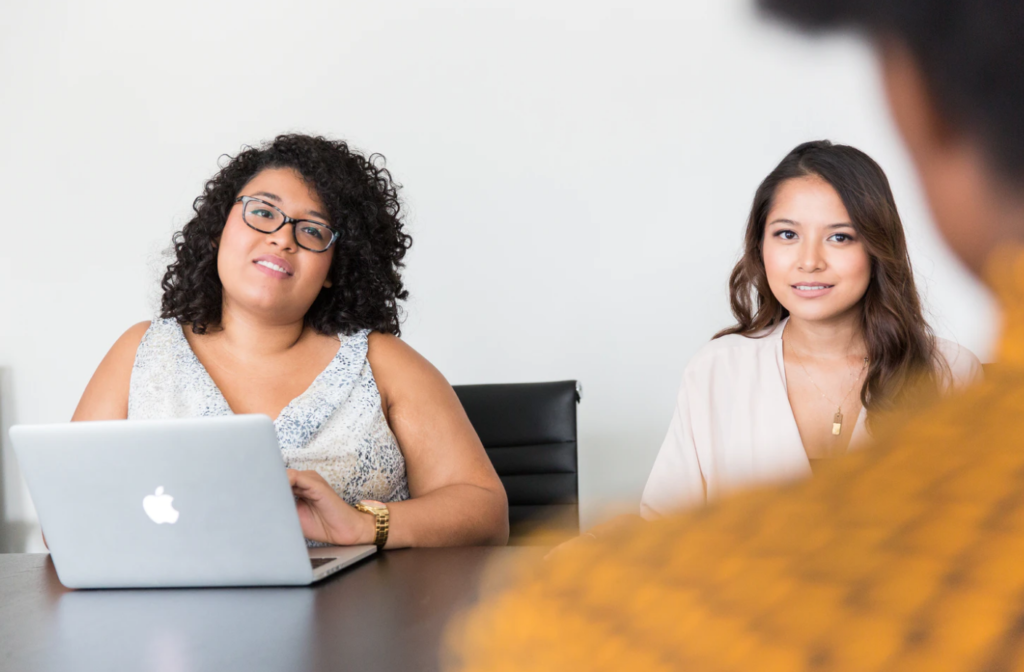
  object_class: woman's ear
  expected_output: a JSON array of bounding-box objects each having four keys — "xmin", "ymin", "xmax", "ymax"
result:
[{"xmin": 323, "ymin": 279, "xmax": 333, "ymax": 288}]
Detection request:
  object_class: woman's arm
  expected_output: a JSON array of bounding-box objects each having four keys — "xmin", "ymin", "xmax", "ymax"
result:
[
  {"xmin": 369, "ymin": 333, "xmax": 509, "ymax": 547},
  {"xmin": 71, "ymin": 322, "xmax": 151, "ymax": 421},
  {"xmin": 289, "ymin": 333, "xmax": 508, "ymax": 547},
  {"xmin": 640, "ymin": 366, "xmax": 707, "ymax": 519},
  {"xmin": 287, "ymin": 333, "xmax": 508, "ymax": 548}
]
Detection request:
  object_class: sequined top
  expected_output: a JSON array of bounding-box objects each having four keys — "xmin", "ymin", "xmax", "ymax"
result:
[
  {"xmin": 446, "ymin": 251, "xmax": 1024, "ymax": 672},
  {"xmin": 128, "ymin": 318, "xmax": 410, "ymax": 510}
]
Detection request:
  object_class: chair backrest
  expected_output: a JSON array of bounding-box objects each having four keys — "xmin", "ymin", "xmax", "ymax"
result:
[{"xmin": 453, "ymin": 380, "xmax": 580, "ymax": 544}]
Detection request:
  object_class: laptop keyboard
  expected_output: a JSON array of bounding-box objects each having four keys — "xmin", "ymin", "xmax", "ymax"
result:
[{"xmin": 310, "ymin": 557, "xmax": 337, "ymax": 569}]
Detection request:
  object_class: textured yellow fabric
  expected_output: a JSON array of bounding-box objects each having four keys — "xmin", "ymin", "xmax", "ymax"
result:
[{"xmin": 446, "ymin": 249, "xmax": 1024, "ymax": 672}]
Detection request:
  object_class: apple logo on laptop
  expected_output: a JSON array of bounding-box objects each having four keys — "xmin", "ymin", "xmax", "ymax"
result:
[{"xmin": 143, "ymin": 486, "xmax": 180, "ymax": 524}]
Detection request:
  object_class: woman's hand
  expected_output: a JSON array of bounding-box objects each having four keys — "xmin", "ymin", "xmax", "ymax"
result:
[{"xmin": 286, "ymin": 469, "xmax": 376, "ymax": 546}]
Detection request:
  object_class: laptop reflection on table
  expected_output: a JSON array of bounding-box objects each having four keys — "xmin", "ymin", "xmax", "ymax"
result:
[{"xmin": 49, "ymin": 587, "xmax": 315, "ymax": 672}]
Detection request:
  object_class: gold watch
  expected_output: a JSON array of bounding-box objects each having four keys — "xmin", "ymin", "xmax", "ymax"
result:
[{"xmin": 354, "ymin": 500, "xmax": 390, "ymax": 549}]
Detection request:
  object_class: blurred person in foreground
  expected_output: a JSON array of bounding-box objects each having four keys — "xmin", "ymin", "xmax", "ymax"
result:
[{"xmin": 445, "ymin": 1, "xmax": 1024, "ymax": 670}]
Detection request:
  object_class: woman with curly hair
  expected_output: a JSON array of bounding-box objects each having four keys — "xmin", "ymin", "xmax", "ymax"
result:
[{"xmin": 72, "ymin": 134, "xmax": 509, "ymax": 548}]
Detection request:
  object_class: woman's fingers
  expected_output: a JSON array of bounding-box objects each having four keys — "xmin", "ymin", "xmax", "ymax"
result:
[
  {"xmin": 286, "ymin": 468, "xmax": 356, "ymax": 545},
  {"xmin": 287, "ymin": 469, "xmax": 331, "ymax": 500},
  {"xmin": 285, "ymin": 468, "xmax": 376, "ymax": 546}
]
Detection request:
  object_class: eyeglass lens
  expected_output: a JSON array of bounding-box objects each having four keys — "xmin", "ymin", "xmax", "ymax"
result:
[{"xmin": 243, "ymin": 199, "xmax": 334, "ymax": 252}]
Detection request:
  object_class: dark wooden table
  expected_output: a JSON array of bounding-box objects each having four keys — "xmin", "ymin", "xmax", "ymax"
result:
[{"xmin": 0, "ymin": 547, "xmax": 538, "ymax": 672}]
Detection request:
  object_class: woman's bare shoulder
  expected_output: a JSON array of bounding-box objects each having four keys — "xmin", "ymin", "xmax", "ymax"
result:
[
  {"xmin": 71, "ymin": 321, "xmax": 152, "ymax": 421},
  {"xmin": 101, "ymin": 321, "xmax": 154, "ymax": 370},
  {"xmin": 365, "ymin": 332, "xmax": 455, "ymax": 409},
  {"xmin": 122, "ymin": 320, "xmax": 154, "ymax": 344},
  {"xmin": 366, "ymin": 332, "xmax": 441, "ymax": 381}
]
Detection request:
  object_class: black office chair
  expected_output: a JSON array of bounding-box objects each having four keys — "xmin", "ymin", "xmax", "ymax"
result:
[{"xmin": 453, "ymin": 380, "xmax": 580, "ymax": 545}]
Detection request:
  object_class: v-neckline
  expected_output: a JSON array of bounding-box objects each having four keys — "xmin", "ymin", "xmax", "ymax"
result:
[
  {"xmin": 774, "ymin": 317, "xmax": 868, "ymax": 466},
  {"xmin": 173, "ymin": 322, "xmax": 345, "ymax": 425}
]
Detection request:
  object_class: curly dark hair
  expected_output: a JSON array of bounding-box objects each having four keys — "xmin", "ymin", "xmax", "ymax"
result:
[{"xmin": 161, "ymin": 134, "xmax": 411, "ymax": 336}]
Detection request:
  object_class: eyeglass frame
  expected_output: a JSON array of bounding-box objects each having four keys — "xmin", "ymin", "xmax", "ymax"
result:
[{"xmin": 234, "ymin": 196, "xmax": 340, "ymax": 253}]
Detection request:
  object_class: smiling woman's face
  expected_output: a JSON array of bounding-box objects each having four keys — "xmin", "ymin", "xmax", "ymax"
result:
[
  {"xmin": 217, "ymin": 167, "xmax": 335, "ymax": 325},
  {"xmin": 762, "ymin": 175, "xmax": 872, "ymax": 325}
]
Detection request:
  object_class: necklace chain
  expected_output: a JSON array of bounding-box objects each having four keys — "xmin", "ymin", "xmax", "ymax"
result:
[
  {"xmin": 783, "ymin": 326, "xmax": 869, "ymax": 438},
  {"xmin": 791, "ymin": 344, "xmax": 867, "ymax": 409}
]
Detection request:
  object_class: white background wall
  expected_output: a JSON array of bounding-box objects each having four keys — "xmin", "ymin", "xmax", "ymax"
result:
[{"xmin": 0, "ymin": 0, "xmax": 996, "ymax": 534}]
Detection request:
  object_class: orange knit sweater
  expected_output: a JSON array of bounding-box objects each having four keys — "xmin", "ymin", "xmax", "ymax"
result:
[{"xmin": 446, "ymin": 248, "xmax": 1024, "ymax": 672}]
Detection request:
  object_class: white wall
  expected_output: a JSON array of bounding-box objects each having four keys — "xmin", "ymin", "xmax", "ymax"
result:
[{"xmin": 0, "ymin": 0, "xmax": 996, "ymax": 531}]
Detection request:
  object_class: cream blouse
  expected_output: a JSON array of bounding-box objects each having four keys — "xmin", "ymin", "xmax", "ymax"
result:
[{"xmin": 640, "ymin": 318, "xmax": 983, "ymax": 519}]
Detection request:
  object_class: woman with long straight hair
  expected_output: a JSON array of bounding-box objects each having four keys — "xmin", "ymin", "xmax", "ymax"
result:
[{"xmin": 641, "ymin": 140, "xmax": 982, "ymax": 518}]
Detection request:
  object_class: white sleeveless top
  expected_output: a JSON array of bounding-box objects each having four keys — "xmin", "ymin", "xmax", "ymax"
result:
[{"xmin": 128, "ymin": 318, "xmax": 411, "ymax": 508}]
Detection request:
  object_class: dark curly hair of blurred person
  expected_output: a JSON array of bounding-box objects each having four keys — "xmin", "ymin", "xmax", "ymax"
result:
[{"xmin": 160, "ymin": 134, "xmax": 412, "ymax": 337}]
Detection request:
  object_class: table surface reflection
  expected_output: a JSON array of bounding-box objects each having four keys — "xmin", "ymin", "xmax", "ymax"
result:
[{"xmin": 0, "ymin": 547, "xmax": 537, "ymax": 672}]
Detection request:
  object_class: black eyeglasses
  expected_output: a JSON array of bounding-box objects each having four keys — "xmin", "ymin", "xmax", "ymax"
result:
[{"xmin": 235, "ymin": 196, "xmax": 339, "ymax": 253}]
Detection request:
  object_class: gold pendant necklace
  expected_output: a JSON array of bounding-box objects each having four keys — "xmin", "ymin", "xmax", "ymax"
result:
[{"xmin": 785, "ymin": 334, "xmax": 868, "ymax": 438}]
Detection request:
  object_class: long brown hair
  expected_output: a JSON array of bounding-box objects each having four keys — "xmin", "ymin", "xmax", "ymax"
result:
[{"xmin": 716, "ymin": 140, "xmax": 943, "ymax": 416}]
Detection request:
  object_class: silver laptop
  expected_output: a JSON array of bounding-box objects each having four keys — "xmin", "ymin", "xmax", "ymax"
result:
[{"xmin": 10, "ymin": 414, "xmax": 375, "ymax": 588}]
